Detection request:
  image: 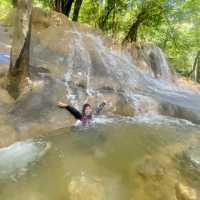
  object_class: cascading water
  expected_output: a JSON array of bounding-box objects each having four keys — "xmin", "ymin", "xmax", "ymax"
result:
[
  {"xmin": 0, "ymin": 139, "xmax": 50, "ymax": 180},
  {"xmin": 140, "ymin": 44, "xmax": 174, "ymax": 82},
  {"xmin": 55, "ymin": 26, "xmax": 200, "ymax": 124}
]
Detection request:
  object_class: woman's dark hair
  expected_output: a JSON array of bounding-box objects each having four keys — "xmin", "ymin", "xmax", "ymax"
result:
[{"xmin": 82, "ymin": 103, "xmax": 91, "ymax": 115}]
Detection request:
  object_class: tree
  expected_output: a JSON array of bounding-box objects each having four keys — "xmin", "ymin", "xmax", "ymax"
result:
[
  {"xmin": 7, "ymin": 0, "xmax": 32, "ymax": 99},
  {"xmin": 122, "ymin": 0, "xmax": 164, "ymax": 44},
  {"xmin": 12, "ymin": 0, "xmax": 18, "ymax": 7},
  {"xmin": 189, "ymin": 51, "xmax": 200, "ymax": 82},
  {"xmin": 97, "ymin": 0, "xmax": 128, "ymax": 36},
  {"xmin": 98, "ymin": 0, "xmax": 115, "ymax": 31},
  {"xmin": 72, "ymin": 0, "xmax": 83, "ymax": 21},
  {"xmin": 76, "ymin": 0, "xmax": 100, "ymax": 27},
  {"xmin": 65, "ymin": 0, "xmax": 74, "ymax": 16},
  {"xmin": 54, "ymin": 0, "xmax": 74, "ymax": 16}
]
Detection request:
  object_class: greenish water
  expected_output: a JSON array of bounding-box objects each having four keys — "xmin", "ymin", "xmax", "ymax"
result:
[{"xmin": 0, "ymin": 121, "xmax": 200, "ymax": 200}]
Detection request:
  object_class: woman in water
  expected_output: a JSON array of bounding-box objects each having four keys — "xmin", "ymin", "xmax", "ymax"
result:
[{"xmin": 57, "ymin": 101, "xmax": 106, "ymax": 125}]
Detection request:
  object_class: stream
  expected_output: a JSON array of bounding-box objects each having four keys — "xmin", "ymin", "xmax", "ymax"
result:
[{"xmin": 0, "ymin": 119, "xmax": 200, "ymax": 200}]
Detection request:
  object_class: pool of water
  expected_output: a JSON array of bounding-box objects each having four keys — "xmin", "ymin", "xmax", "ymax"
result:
[
  {"xmin": 0, "ymin": 121, "xmax": 200, "ymax": 200},
  {"xmin": 0, "ymin": 52, "xmax": 10, "ymax": 64}
]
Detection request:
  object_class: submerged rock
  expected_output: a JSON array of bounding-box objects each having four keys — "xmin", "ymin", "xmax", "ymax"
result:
[
  {"xmin": 176, "ymin": 145, "xmax": 200, "ymax": 189},
  {"xmin": 175, "ymin": 183, "xmax": 198, "ymax": 200},
  {"xmin": 136, "ymin": 157, "xmax": 165, "ymax": 181},
  {"xmin": 68, "ymin": 173, "xmax": 106, "ymax": 200},
  {"xmin": 68, "ymin": 172, "xmax": 125, "ymax": 200},
  {"xmin": 138, "ymin": 162, "xmax": 165, "ymax": 181}
]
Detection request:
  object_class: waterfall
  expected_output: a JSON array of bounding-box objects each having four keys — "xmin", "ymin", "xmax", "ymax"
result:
[
  {"xmin": 31, "ymin": 20, "xmax": 200, "ymax": 123},
  {"xmin": 62, "ymin": 30, "xmax": 146, "ymax": 112},
  {"xmin": 140, "ymin": 44, "xmax": 173, "ymax": 82}
]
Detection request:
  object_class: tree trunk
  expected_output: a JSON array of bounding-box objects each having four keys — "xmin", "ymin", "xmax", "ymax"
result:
[
  {"xmin": 188, "ymin": 51, "xmax": 200, "ymax": 81},
  {"xmin": 72, "ymin": 0, "xmax": 83, "ymax": 21},
  {"xmin": 194, "ymin": 51, "xmax": 200, "ymax": 82},
  {"xmin": 12, "ymin": 0, "xmax": 18, "ymax": 7},
  {"xmin": 7, "ymin": 0, "xmax": 32, "ymax": 99},
  {"xmin": 122, "ymin": 10, "xmax": 146, "ymax": 45},
  {"xmin": 54, "ymin": 0, "xmax": 74, "ymax": 16},
  {"xmin": 98, "ymin": 1, "xmax": 114, "ymax": 31},
  {"xmin": 64, "ymin": 0, "xmax": 74, "ymax": 16},
  {"xmin": 112, "ymin": 0, "xmax": 116, "ymax": 38},
  {"xmin": 123, "ymin": 21, "xmax": 140, "ymax": 44},
  {"xmin": 198, "ymin": 56, "xmax": 200, "ymax": 83},
  {"xmin": 54, "ymin": 0, "xmax": 62, "ymax": 12}
]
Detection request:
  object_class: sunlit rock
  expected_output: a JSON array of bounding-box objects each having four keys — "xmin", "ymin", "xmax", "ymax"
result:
[
  {"xmin": 135, "ymin": 157, "xmax": 165, "ymax": 181},
  {"xmin": 177, "ymin": 145, "xmax": 200, "ymax": 185},
  {"xmin": 7, "ymin": 190, "xmax": 48, "ymax": 200},
  {"xmin": 175, "ymin": 183, "xmax": 197, "ymax": 200},
  {"xmin": 68, "ymin": 173, "xmax": 106, "ymax": 200},
  {"xmin": 68, "ymin": 172, "xmax": 125, "ymax": 200}
]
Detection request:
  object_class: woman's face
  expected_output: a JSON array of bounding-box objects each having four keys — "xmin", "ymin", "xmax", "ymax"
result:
[{"xmin": 84, "ymin": 106, "xmax": 92, "ymax": 116}]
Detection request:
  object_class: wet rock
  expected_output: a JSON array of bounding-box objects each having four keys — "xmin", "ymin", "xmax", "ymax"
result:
[
  {"xmin": 177, "ymin": 145, "xmax": 200, "ymax": 186},
  {"xmin": 8, "ymin": 71, "xmax": 72, "ymax": 132},
  {"xmin": 126, "ymin": 43, "xmax": 175, "ymax": 82},
  {"xmin": 139, "ymin": 44, "xmax": 174, "ymax": 82},
  {"xmin": 135, "ymin": 157, "xmax": 165, "ymax": 181},
  {"xmin": 113, "ymin": 94, "xmax": 135, "ymax": 116},
  {"xmin": 68, "ymin": 172, "xmax": 124, "ymax": 200},
  {"xmin": 3, "ymin": 189, "xmax": 48, "ymax": 200},
  {"xmin": 159, "ymin": 102, "xmax": 200, "ymax": 125},
  {"xmin": 68, "ymin": 174, "xmax": 106, "ymax": 200},
  {"xmin": 7, "ymin": 0, "xmax": 32, "ymax": 99},
  {"xmin": 0, "ymin": 64, "xmax": 9, "ymax": 78},
  {"xmin": 129, "ymin": 155, "xmax": 178, "ymax": 200},
  {"xmin": 0, "ymin": 87, "xmax": 14, "ymax": 105},
  {"xmin": 32, "ymin": 7, "xmax": 73, "ymax": 28},
  {"xmin": 175, "ymin": 183, "xmax": 197, "ymax": 200},
  {"xmin": 0, "ymin": 124, "xmax": 17, "ymax": 147}
]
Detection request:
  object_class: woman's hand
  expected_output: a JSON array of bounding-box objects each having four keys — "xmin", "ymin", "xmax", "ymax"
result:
[
  {"xmin": 104, "ymin": 99, "xmax": 112, "ymax": 105},
  {"xmin": 57, "ymin": 101, "xmax": 68, "ymax": 108}
]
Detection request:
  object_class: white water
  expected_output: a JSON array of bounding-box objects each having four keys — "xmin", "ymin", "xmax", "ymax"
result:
[
  {"xmin": 57, "ymin": 28, "xmax": 200, "ymax": 124},
  {"xmin": 0, "ymin": 139, "xmax": 51, "ymax": 180}
]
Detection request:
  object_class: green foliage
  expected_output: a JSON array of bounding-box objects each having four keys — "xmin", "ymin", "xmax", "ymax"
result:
[
  {"xmin": 33, "ymin": 0, "xmax": 54, "ymax": 10},
  {"xmin": 0, "ymin": 0, "xmax": 12, "ymax": 21},
  {"xmin": 144, "ymin": 0, "xmax": 200, "ymax": 75},
  {"xmin": 78, "ymin": 0, "xmax": 100, "ymax": 27}
]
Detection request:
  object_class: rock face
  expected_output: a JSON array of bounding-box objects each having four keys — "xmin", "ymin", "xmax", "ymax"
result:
[
  {"xmin": 7, "ymin": 0, "xmax": 32, "ymax": 99},
  {"xmin": 1, "ymin": 8, "xmax": 200, "ymax": 146},
  {"xmin": 3, "ymin": 8, "xmax": 138, "ymax": 144},
  {"xmin": 127, "ymin": 44, "xmax": 172, "ymax": 80},
  {"xmin": 136, "ymin": 158, "xmax": 165, "ymax": 181}
]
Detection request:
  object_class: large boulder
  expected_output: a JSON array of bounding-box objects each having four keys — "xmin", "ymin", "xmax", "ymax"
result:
[{"xmin": 3, "ymin": 8, "xmax": 136, "ymax": 145}]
